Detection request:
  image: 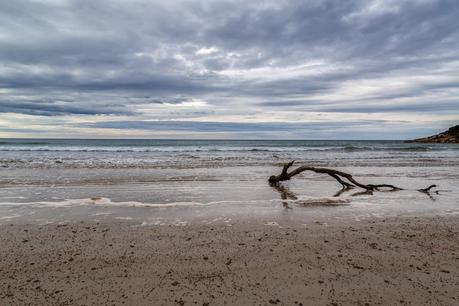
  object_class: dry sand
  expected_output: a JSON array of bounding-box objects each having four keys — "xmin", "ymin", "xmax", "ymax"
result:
[{"xmin": 0, "ymin": 216, "xmax": 458, "ymax": 306}]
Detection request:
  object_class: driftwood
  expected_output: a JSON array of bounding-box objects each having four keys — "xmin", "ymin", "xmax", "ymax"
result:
[{"xmin": 269, "ymin": 161, "xmax": 437, "ymax": 193}]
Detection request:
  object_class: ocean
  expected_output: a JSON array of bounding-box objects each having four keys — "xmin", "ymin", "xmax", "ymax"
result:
[{"xmin": 0, "ymin": 139, "xmax": 458, "ymax": 225}]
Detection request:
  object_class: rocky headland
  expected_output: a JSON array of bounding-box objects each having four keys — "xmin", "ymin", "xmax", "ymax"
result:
[{"xmin": 409, "ymin": 125, "xmax": 459, "ymax": 143}]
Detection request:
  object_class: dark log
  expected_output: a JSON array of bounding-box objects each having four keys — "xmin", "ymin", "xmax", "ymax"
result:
[
  {"xmin": 269, "ymin": 161, "xmax": 435, "ymax": 193},
  {"xmin": 418, "ymin": 184, "xmax": 437, "ymax": 193}
]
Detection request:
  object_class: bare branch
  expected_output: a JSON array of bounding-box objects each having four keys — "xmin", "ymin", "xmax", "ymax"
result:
[
  {"xmin": 269, "ymin": 161, "xmax": 436, "ymax": 193},
  {"xmin": 418, "ymin": 184, "xmax": 437, "ymax": 193}
]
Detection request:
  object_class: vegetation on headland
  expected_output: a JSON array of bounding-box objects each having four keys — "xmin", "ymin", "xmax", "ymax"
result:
[{"xmin": 408, "ymin": 125, "xmax": 459, "ymax": 143}]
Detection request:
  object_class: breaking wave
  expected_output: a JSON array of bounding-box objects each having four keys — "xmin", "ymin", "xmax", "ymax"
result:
[{"xmin": 0, "ymin": 145, "xmax": 447, "ymax": 153}]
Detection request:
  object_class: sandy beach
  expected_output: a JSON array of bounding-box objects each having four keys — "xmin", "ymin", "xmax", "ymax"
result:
[{"xmin": 1, "ymin": 215, "xmax": 457, "ymax": 306}]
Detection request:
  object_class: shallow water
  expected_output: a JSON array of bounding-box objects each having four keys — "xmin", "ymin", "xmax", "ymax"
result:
[{"xmin": 0, "ymin": 139, "xmax": 458, "ymax": 224}]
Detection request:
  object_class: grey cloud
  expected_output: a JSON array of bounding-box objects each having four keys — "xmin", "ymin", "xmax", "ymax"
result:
[
  {"xmin": 84, "ymin": 120, "xmax": 388, "ymax": 133},
  {"xmin": 0, "ymin": 0, "xmax": 458, "ymax": 137},
  {"xmin": 140, "ymin": 96, "xmax": 191, "ymax": 105},
  {"xmin": 320, "ymin": 101, "xmax": 459, "ymax": 113},
  {"xmin": 0, "ymin": 100, "xmax": 134, "ymax": 116}
]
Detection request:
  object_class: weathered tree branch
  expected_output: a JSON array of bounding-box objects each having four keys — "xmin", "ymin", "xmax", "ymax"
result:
[
  {"xmin": 418, "ymin": 184, "xmax": 437, "ymax": 193},
  {"xmin": 269, "ymin": 161, "xmax": 435, "ymax": 193}
]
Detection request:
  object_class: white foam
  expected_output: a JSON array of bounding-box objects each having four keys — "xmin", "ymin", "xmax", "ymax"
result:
[
  {"xmin": 0, "ymin": 196, "xmax": 354, "ymax": 209},
  {"xmin": 0, "ymin": 197, "xmax": 217, "ymax": 208},
  {"xmin": 0, "ymin": 214, "xmax": 21, "ymax": 220}
]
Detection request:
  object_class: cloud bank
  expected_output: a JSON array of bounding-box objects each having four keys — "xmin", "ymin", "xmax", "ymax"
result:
[{"xmin": 0, "ymin": 0, "xmax": 458, "ymax": 139}]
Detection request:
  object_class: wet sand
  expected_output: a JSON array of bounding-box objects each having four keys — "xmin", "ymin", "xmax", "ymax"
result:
[{"xmin": 1, "ymin": 216, "xmax": 458, "ymax": 306}]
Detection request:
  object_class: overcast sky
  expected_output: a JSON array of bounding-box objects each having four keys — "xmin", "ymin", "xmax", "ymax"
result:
[{"xmin": 0, "ymin": 0, "xmax": 458, "ymax": 139}]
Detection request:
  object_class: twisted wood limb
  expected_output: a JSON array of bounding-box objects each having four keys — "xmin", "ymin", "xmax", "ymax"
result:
[
  {"xmin": 269, "ymin": 161, "xmax": 376, "ymax": 190},
  {"xmin": 329, "ymin": 173, "xmax": 355, "ymax": 189},
  {"xmin": 269, "ymin": 161, "xmax": 435, "ymax": 192},
  {"xmin": 418, "ymin": 185, "xmax": 437, "ymax": 193}
]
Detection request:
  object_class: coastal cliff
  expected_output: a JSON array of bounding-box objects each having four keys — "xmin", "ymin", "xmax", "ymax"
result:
[{"xmin": 409, "ymin": 125, "xmax": 459, "ymax": 143}]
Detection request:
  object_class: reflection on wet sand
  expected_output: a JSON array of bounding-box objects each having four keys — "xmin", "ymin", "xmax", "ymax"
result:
[
  {"xmin": 271, "ymin": 177, "xmax": 443, "ymax": 206},
  {"xmin": 270, "ymin": 182, "xmax": 351, "ymax": 208}
]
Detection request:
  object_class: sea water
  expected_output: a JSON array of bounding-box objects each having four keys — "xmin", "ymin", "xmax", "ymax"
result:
[{"xmin": 0, "ymin": 139, "xmax": 458, "ymax": 224}]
